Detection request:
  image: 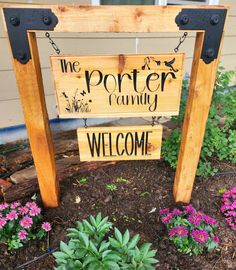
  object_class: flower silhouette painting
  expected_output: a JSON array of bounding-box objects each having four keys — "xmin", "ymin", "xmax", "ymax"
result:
[{"xmin": 61, "ymin": 90, "xmax": 92, "ymax": 113}]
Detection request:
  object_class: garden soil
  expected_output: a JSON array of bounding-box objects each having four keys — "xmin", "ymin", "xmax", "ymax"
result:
[{"xmin": 0, "ymin": 131, "xmax": 235, "ymax": 270}]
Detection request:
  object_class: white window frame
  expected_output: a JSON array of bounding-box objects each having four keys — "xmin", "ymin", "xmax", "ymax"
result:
[{"xmin": 91, "ymin": 0, "xmax": 220, "ymax": 5}]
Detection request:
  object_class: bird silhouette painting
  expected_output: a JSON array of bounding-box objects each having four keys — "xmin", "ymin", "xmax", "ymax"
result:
[{"xmin": 164, "ymin": 58, "xmax": 179, "ymax": 72}]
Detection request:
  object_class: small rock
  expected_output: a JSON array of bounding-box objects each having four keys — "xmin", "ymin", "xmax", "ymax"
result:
[
  {"xmin": 149, "ymin": 207, "xmax": 157, "ymax": 214},
  {"xmin": 138, "ymin": 208, "xmax": 145, "ymax": 214},
  {"xmin": 75, "ymin": 195, "xmax": 81, "ymax": 204},
  {"xmin": 104, "ymin": 195, "xmax": 112, "ymax": 203}
]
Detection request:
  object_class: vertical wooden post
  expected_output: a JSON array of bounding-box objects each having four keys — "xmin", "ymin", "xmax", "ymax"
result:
[
  {"xmin": 10, "ymin": 32, "xmax": 59, "ymax": 208},
  {"xmin": 173, "ymin": 32, "xmax": 223, "ymax": 203}
]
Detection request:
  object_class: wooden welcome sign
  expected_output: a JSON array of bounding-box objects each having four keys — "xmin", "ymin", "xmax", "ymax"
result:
[
  {"xmin": 77, "ymin": 125, "xmax": 162, "ymax": 161},
  {"xmin": 1, "ymin": 5, "xmax": 228, "ymax": 207},
  {"xmin": 50, "ymin": 54, "xmax": 184, "ymax": 118}
]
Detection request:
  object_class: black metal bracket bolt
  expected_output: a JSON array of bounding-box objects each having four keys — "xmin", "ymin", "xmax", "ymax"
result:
[
  {"xmin": 175, "ymin": 9, "xmax": 227, "ymax": 64},
  {"xmin": 179, "ymin": 14, "xmax": 189, "ymax": 25},
  {"xmin": 43, "ymin": 15, "xmax": 52, "ymax": 26},
  {"xmin": 10, "ymin": 15, "xmax": 20, "ymax": 26},
  {"xmin": 3, "ymin": 8, "xmax": 58, "ymax": 64},
  {"xmin": 210, "ymin": 14, "xmax": 220, "ymax": 25},
  {"xmin": 206, "ymin": 48, "xmax": 215, "ymax": 59}
]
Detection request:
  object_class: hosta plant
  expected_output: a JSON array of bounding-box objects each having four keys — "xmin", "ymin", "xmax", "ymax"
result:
[
  {"xmin": 160, "ymin": 205, "xmax": 219, "ymax": 255},
  {"xmin": 53, "ymin": 213, "xmax": 158, "ymax": 270},
  {"xmin": 221, "ymin": 186, "xmax": 236, "ymax": 230},
  {"xmin": 0, "ymin": 200, "xmax": 51, "ymax": 249}
]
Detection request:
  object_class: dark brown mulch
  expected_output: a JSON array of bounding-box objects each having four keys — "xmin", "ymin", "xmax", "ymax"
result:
[{"xmin": 0, "ymin": 134, "xmax": 235, "ymax": 270}]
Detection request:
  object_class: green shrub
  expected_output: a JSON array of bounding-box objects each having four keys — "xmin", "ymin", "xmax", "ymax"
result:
[
  {"xmin": 162, "ymin": 66, "xmax": 236, "ymax": 176},
  {"xmin": 53, "ymin": 213, "xmax": 158, "ymax": 270}
]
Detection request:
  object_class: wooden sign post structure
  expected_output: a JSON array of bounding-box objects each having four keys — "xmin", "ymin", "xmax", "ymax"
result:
[{"xmin": 1, "ymin": 5, "xmax": 228, "ymax": 207}]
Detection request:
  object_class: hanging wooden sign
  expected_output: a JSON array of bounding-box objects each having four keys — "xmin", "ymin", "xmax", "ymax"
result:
[
  {"xmin": 50, "ymin": 54, "xmax": 184, "ymax": 118},
  {"xmin": 77, "ymin": 125, "xmax": 162, "ymax": 161}
]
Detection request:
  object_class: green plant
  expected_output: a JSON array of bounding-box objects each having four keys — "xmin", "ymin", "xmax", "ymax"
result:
[
  {"xmin": 218, "ymin": 187, "xmax": 227, "ymax": 194},
  {"xmin": 0, "ymin": 200, "xmax": 51, "ymax": 250},
  {"xmin": 106, "ymin": 183, "xmax": 118, "ymax": 191},
  {"xmin": 79, "ymin": 177, "xmax": 88, "ymax": 185},
  {"xmin": 53, "ymin": 213, "xmax": 158, "ymax": 269},
  {"xmin": 160, "ymin": 206, "xmax": 219, "ymax": 255},
  {"xmin": 139, "ymin": 192, "xmax": 151, "ymax": 197},
  {"xmin": 114, "ymin": 177, "xmax": 129, "ymax": 183},
  {"xmin": 162, "ymin": 66, "xmax": 236, "ymax": 176}
]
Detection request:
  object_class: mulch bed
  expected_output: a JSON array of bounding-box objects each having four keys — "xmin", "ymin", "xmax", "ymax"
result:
[{"xmin": 0, "ymin": 131, "xmax": 235, "ymax": 270}]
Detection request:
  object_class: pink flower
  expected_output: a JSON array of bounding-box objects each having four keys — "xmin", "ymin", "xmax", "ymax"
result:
[
  {"xmin": 191, "ymin": 229, "xmax": 209, "ymax": 245},
  {"xmin": 221, "ymin": 186, "xmax": 236, "ymax": 230},
  {"xmin": 10, "ymin": 202, "xmax": 21, "ymax": 209},
  {"xmin": 212, "ymin": 235, "xmax": 220, "ymax": 243},
  {"xmin": 6, "ymin": 210, "xmax": 18, "ymax": 221},
  {"xmin": 161, "ymin": 213, "xmax": 173, "ymax": 224},
  {"xmin": 188, "ymin": 214, "xmax": 203, "ymax": 226},
  {"xmin": 0, "ymin": 203, "xmax": 9, "ymax": 211},
  {"xmin": 159, "ymin": 208, "xmax": 170, "ymax": 215},
  {"xmin": 20, "ymin": 216, "xmax": 33, "ymax": 229},
  {"xmin": 41, "ymin": 222, "xmax": 51, "ymax": 232},
  {"xmin": 29, "ymin": 206, "xmax": 41, "ymax": 216},
  {"xmin": 18, "ymin": 206, "xmax": 29, "ymax": 215},
  {"xmin": 171, "ymin": 208, "xmax": 183, "ymax": 216},
  {"xmin": 183, "ymin": 205, "xmax": 196, "ymax": 215},
  {"xmin": 18, "ymin": 230, "xmax": 28, "ymax": 240},
  {"xmin": 226, "ymin": 211, "xmax": 236, "ymax": 217},
  {"xmin": 168, "ymin": 225, "xmax": 188, "ymax": 238},
  {"xmin": 26, "ymin": 202, "xmax": 37, "ymax": 209},
  {"xmin": 203, "ymin": 215, "xmax": 218, "ymax": 225},
  {"xmin": 0, "ymin": 218, "xmax": 7, "ymax": 228}
]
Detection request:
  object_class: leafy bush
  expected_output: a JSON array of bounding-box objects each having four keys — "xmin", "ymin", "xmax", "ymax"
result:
[
  {"xmin": 0, "ymin": 200, "xmax": 51, "ymax": 249},
  {"xmin": 162, "ymin": 66, "xmax": 236, "ymax": 176},
  {"xmin": 159, "ymin": 205, "xmax": 219, "ymax": 255},
  {"xmin": 221, "ymin": 186, "xmax": 236, "ymax": 230},
  {"xmin": 53, "ymin": 213, "xmax": 158, "ymax": 269}
]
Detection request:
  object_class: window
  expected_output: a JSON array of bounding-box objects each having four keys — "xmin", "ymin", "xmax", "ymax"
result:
[{"xmin": 97, "ymin": 0, "xmax": 219, "ymax": 5}]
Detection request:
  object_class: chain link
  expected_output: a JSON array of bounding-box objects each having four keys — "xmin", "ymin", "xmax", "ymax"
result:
[
  {"xmin": 174, "ymin": 32, "xmax": 188, "ymax": 53},
  {"xmin": 45, "ymin": 32, "xmax": 61, "ymax": 55},
  {"xmin": 46, "ymin": 32, "xmax": 89, "ymax": 128},
  {"xmin": 83, "ymin": 118, "xmax": 88, "ymax": 129}
]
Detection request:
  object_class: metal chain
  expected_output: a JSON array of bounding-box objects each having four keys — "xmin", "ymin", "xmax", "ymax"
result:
[
  {"xmin": 45, "ymin": 32, "xmax": 61, "ymax": 55},
  {"xmin": 83, "ymin": 118, "xmax": 88, "ymax": 128},
  {"xmin": 45, "ymin": 32, "xmax": 88, "ymax": 128},
  {"xmin": 174, "ymin": 32, "xmax": 188, "ymax": 53}
]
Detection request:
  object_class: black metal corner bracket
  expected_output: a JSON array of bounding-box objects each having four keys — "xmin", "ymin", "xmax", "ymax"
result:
[
  {"xmin": 3, "ymin": 8, "xmax": 58, "ymax": 64},
  {"xmin": 175, "ymin": 8, "xmax": 227, "ymax": 64}
]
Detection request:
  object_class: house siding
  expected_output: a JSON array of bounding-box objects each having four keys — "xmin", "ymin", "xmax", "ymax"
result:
[{"xmin": 0, "ymin": 0, "xmax": 235, "ymax": 128}]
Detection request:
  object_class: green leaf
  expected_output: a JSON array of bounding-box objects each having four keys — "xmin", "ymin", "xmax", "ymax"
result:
[
  {"xmin": 140, "ymin": 243, "xmax": 152, "ymax": 257},
  {"xmin": 114, "ymin": 228, "xmax": 123, "ymax": 244},
  {"xmin": 89, "ymin": 240, "xmax": 99, "ymax": 255},
  {"xmin": 78, "ymin": 232, "xmax": 89, "ymax": 248},
  {"xmin": 127, "ymin": 234, "xmax": 139, "ymax": 250},
  {"xmin": 60, "ymin": 241, "xmax": 73, "ymax": 256},
  {"xmin": 104, "ymin": 261, "xmax": 120, "ymax": 270},
  {"xmin": 53, "ymin": 251, "xmax": 70, "ymax": 260},
  {"xmin": 83, "ymin": 255, "xmax": 98, "ymax": 267},
  {"xmin": 83, "ymin": 220, "xmax": 95, "ymax": 234},
  {"xmin": 109, "ymin": 237, "xmax": 121, "ymax": 249},
  {"xmin": 99, "ymin": 241, "xmax": 110, "ymax": 253},
  {"xmin": 96, "ymin": 212, "xmax": 102, "ymax": 224},
  {"xmin": 122, "ymin": 230, "xmax": 130, "ymax": 246},
  {"xmin": 90, "ymin": 215, "xmax": 97, "ymax": 227}
]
